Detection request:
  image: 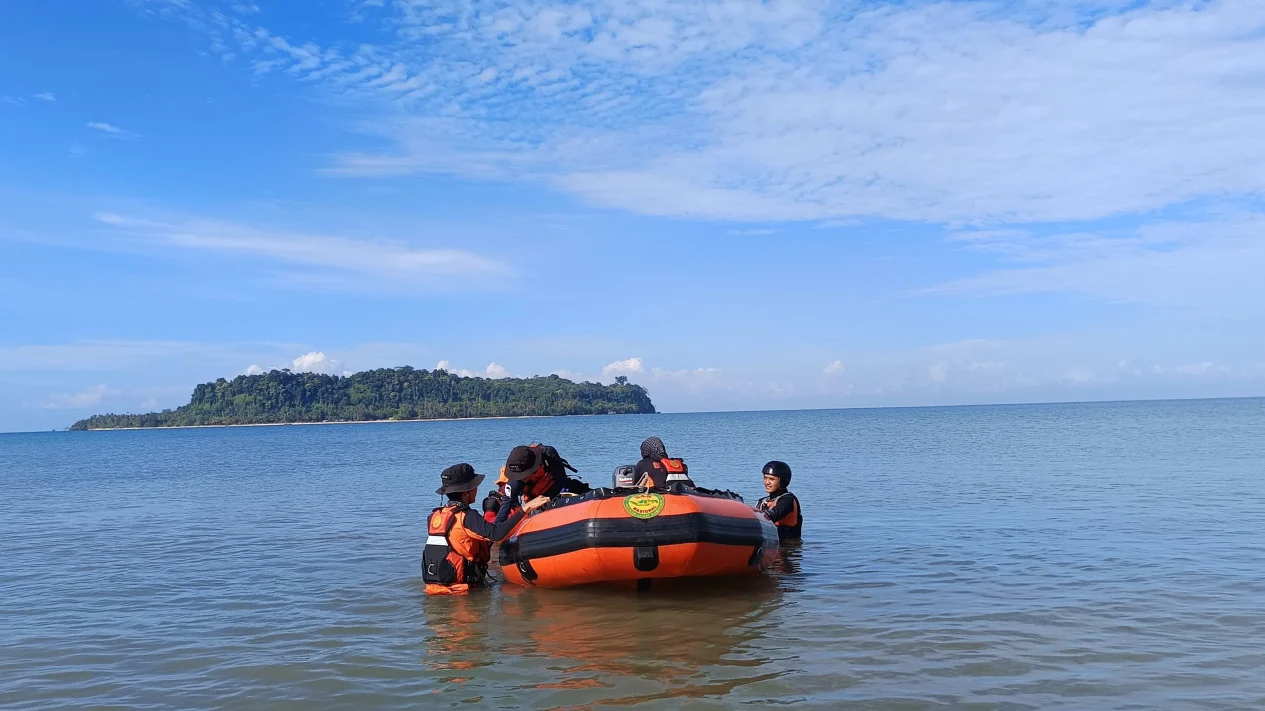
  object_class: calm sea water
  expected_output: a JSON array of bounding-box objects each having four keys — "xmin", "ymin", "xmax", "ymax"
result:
[{"xmin": 2, "ymin": 399, "xmax": 1264, "ymax": 709}]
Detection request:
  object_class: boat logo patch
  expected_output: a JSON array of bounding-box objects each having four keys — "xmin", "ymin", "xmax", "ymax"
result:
[{"xmin": 623, "ymin": 493, "xmax": 666, "ymax": 519}]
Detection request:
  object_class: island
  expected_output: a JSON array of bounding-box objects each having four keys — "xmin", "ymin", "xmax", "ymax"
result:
[{"xmin": 70, "ymin": 367, "xmax": 656, "ymax": 430}]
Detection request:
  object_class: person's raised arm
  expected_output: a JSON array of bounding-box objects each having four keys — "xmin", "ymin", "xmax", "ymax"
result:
[
  {"xmin": 469, "ymin": 495, "xmax": 549, "ymax": 541},
  {"xmin": 465, "ymin": 507, "xmax": 524, "ymax": 542}
]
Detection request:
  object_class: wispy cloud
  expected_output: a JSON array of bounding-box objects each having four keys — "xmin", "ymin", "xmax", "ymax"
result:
[
  {"xmin": 136, "ymin": 0, "xmax": 1265, "ymax": 224},
  {"xmin": 927, "ymin": 215, "xmax": 1265, "ymax": 310},
  {"xmin": 92, "ymin": 212, "xmax": 509, "ymax": 290},
  {"xmin": 1, "ymin": 91, "xmax": 57, "ymax": 105},
  {"xmin": 43, "ymin": 384, "xmax": 115, "ymax": 410},
  {"xmin": 87, "ymin": 122, "xmax": 142, "ymax": 139},
  {"xmin": 0, "ymin": 340, "xmax": 302, "ymax": 374}
]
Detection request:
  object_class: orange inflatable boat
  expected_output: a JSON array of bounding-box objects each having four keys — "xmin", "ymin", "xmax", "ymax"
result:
[{"xmin": 498, "ymin": 486, "xmax": 781, "ymax": 589}]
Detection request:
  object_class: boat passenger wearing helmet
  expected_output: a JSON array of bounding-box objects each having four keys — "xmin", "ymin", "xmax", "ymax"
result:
[
  {"xmin": 494, "ymin": 444, "xmax": 591, "ymax": 523},
  {"xmin": 634, "ymin": 436, "xmax": 694, "ymax": 488},
  {"xmin": 756, "ymin": 460, "xmax": 802, "ymax": 541},
  {"xmin": 423, "ymin": 463, "xmax": 548, "ymax": 595}
]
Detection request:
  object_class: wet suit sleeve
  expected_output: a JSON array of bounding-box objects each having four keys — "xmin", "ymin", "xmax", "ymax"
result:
[
  {"xmin": 764, "ymin": 493, "xmax": 797, "ymax": 522},
  {"xmin": 495, "ymin": 480, "xmax": 523, "ymax": 524},
  {"xmin": 463, "ymin": 508, "xmax": 526, "ymax": 542}
]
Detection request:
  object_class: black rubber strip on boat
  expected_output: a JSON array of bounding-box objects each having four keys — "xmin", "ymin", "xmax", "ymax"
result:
[{"xmin": 499, "ymin": 512, "xmax": 772, "ymax": 565}]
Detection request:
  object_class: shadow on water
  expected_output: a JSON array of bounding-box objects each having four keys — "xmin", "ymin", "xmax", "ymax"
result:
[{"xmin": 416, "ymin": 574, "xmax": 791, "ymax": 708}]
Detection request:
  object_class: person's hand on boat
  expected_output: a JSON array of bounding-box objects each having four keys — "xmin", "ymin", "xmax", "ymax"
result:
[{"xmin": 522, "ymin": 496, "xmax": 550, "ymax": 514}]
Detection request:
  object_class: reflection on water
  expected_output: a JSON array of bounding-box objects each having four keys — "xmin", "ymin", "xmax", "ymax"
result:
[
  {"xmin": 421, "ymin": 576, "xmax": 787, "ymax": 708},
  {"xmin": 4, "ymin": 400, "xmax": 1265, "ymax": 709},
  {"xmin": 772, "ymin": 542, "xmax": 804, "ymax": 582}
]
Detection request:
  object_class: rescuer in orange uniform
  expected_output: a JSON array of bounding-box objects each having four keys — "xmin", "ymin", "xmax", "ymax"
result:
[{"xmin": 422, "ymin": 463, "xmax": 548, "ymax": 594}]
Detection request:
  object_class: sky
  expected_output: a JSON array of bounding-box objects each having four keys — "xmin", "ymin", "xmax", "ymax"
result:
[{"xmin": 1, "ymin": 0, "xmax": 1264, "ymax": 432}]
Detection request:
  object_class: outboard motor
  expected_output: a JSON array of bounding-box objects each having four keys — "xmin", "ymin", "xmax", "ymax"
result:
[{"xmin": 612, "ymin": 464, "xmax": 637, "ymax": 488}]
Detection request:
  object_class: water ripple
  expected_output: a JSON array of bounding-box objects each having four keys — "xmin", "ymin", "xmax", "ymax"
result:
[{"xmin": 3, "ymin": 400, "xmax": 1265, "ymax": 708}]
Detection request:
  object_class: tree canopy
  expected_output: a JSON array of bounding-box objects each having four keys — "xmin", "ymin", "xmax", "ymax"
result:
[{"xmin": 70, "ymin": 367, "xmax": 656, "ymax": 430}]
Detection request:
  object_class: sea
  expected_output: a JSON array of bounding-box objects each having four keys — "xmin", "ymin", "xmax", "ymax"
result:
[{"xmin": 2, "ymin": 398, "xmax": 1263, "ymax": 710}]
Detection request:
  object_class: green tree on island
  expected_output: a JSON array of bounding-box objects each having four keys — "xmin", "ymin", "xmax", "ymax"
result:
[{"xmin": 70, "ymin": 367, "xmax": 656, "ymax": 430}]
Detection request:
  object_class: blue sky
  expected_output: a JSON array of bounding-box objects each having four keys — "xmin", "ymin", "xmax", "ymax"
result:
[{"xmin": 2, "ymin": 0, "xmax": 1264, "ymax": 432}]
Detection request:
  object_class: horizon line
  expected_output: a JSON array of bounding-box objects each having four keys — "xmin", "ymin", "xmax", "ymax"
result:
[{"xmin": 3, "ymin": 393, "xmax": 1261, "ymax": 435}]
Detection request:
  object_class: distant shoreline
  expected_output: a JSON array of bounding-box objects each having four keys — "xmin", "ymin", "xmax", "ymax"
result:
[
  {"xmin": 27, "ymin": 394, "xmax": 1262, "ymax": 435},
  {"xmin": 74, "ymin": 412, "xmax": 637, "ymax": 432}
]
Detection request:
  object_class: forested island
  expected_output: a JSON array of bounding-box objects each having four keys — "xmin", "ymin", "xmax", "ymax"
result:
[{"xmin": 70, "ymin": 367, "xmax": 656, "ymax": 430}]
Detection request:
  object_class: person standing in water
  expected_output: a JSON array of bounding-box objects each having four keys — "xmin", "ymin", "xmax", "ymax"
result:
[
  {"xmin": 423, "ymin": 463, "xmax": 548, "ymax": 595},
  {"xmin": 633, "ymin": 436, "xmax": 694, "ymax": 488},
  {"xmin": 756, "ymin": 460, "xmax": 802, "ymax": 541}
]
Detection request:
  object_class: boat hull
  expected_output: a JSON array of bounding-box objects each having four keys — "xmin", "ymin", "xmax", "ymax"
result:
[{"xmin": 499, "ymin": 488, "xmax": 781, "ymax": 588}]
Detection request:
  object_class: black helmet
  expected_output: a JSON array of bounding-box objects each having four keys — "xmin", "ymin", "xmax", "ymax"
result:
[{"xmin": 762, "ymin": 460, "xmax": 791, "ymax": 488}]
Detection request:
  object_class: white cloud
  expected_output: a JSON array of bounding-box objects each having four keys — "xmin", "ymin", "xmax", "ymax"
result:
[
  {"xmin": 485, "ymin": 362, "xmax": 510, "ymax": 378},
  {"xmin": 245, "ymin": 364, "xmax": 265, "ymax": 375},
  {"xmin": 87, "ymin": 122, "xmax": 142, "ymax": 139},
  {"xmin": 92, "ymin": 212, "xmax": 508, "ymax": 291},
  {"xmin": 1153, "ymin": 362, "xmax": 1231, "ymax": 378},
  {"xmin": 927, "ymin": 216, "xmax": 1265, "ymax": 310},
  {"xmin": 43, "ymin": 384, "xmax": 114, "ymax": 410},
  {"xmin": 434, "ymin": 359, "xmax": 476, "ymax": 377},
  {"xmin": 602, "ymin": 356, "xmax": 644, "ymax": 378},
  {"xmin": 33, "ymin": 92, "xmax": 55, "ymax": 102},
  {"xmin": 144, "ymin": 0, "xmax": 1265, "ymax": 224},
  {"xmin": 823, "ymin": 360, "xmax": 845, "ymax": 376},
  {"xmin": 291, "ymin": 351, "xmax": 341, "ymax": 374},
  {"xmin": 929, "ymin": 361, "xmax": 949, "ymax": 384},
  {"xmin": 645, "ymin": 366, "xmax": 723, "ymax": 393}
]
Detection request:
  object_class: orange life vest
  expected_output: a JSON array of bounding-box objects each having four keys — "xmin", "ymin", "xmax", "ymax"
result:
[
  {"xmin": 422, "ymin": 504, "xmax": 491, "ymax": 591},
  {"xmin": 518, "ymin": 468, "xmax": 548, "ymax": 498},
  {"xmin": 518, "ymin": 444, "xmax": 560, "ymax": 499},
  {"xmin": 660, "ymin": 457, "xmax": 689, "ymax": 481},
  {"xmin": 762, "ymin": 493, "xmax": 801, "ymax": 528}
]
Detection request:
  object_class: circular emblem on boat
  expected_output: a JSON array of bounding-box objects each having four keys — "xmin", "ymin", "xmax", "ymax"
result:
[{"xmin": 623, "ymin": 493, "xmax": 665, "ymax": 519}]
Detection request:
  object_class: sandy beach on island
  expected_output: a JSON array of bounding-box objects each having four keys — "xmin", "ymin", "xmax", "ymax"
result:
[{"xmin": 75, "ymin": 411, "xmax": 650, "ymax": 431}]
